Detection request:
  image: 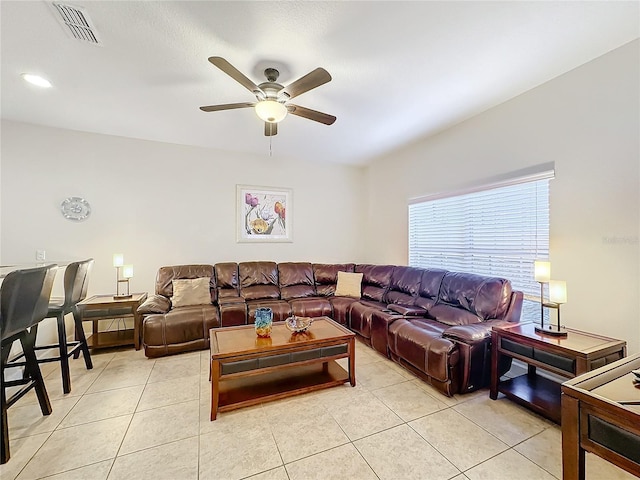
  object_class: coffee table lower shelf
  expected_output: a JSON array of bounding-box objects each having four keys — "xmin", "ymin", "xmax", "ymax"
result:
[
  {"xmin": 217, "ymin": 361, "xmax": 348, "ymax": 414},
  {"xmin": 498, "ymin": 374, "xmax": 562, "ymax": 423}
]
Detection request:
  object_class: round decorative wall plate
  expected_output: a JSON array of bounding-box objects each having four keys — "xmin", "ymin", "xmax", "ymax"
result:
[{"xmin": 60, "ymin": 197, "xmax": 91, "ymax": 221}]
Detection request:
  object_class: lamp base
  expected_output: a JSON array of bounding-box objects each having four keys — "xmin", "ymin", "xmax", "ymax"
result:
[
  {"xmin": 535, "ymin": 324, "xmax": 568, "ymax": 337},
  {"xmin": 113, "ymin": 294, "xmax": 133, "ymax": 300}
]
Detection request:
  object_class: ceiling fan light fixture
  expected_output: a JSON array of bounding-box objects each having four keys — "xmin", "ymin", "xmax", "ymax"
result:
[
  {"xmin": 255, "ymin": 100, "xmax": 287, "ymax": 123},
  {"xmin": 21, "ymin": 73, "xmax": 52, "ymax": 88}
]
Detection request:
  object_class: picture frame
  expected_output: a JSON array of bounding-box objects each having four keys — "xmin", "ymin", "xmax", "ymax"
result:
[{"xmin": 237, "ymin": 185, "xmax": 292, "ymax": 243}]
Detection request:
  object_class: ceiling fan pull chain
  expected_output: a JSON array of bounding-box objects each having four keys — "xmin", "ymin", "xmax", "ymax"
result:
[{"xmin": 269, "ymin": 132, "xmax": 273, "ymax": 157}]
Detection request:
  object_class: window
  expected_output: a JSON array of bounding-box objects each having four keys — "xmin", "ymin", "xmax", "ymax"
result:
[{"xmin": 408, "ymin": 166, "xmax": 554, "ymax": 320}]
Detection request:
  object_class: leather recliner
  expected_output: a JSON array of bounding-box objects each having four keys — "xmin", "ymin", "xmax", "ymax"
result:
[{"xmin": 138, "ymin": 265, "xmax": 219, "ymax": 358}]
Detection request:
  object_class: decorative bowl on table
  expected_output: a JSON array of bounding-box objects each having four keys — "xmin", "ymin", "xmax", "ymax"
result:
[{"xmin": 285, "ymin": 316, "xmax": 314, "ymax": 333}]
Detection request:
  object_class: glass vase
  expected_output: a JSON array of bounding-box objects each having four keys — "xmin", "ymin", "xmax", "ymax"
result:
[{"xmin": 254, "ymin": 307, "xmax": 273, "ymax": 338}]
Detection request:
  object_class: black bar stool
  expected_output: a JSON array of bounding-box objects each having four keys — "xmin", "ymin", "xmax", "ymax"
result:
[
  {"xmin": 32, "ymin": 259, "xmax": 94, "ymax": 394},
  {"xmin": 1, "ymin": 264, "xmax": 57, "ymax": 464}
]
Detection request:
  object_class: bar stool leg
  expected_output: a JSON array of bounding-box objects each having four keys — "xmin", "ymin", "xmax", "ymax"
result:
[
  {"xmin": 21, "ymin": 330, "xmax": 52, "ymax": 416},
  {"xmin": 56, "ymin": 313, "xmax": 72, "ymax": 394},
  {"xmin": 1, "ymin": 345, "xmax": 11, "ymax": 464},
  {"xmin": 72, "ymin": 310, "xmax": 93, "ymax": 370}
]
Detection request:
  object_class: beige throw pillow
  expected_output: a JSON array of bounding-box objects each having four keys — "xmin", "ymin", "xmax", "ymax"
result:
[
  {"xmin": 171, "ymin": 277, "xmax": 211, "ymax": 308},
  {"xmin": 334, "ymin": 271, "xmax": 363, "ymax": 298}
]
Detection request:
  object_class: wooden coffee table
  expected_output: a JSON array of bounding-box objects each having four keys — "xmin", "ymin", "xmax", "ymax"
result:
[{"xmin": 209, "ymin": 317, "xmax": 355, "ymax": 420}]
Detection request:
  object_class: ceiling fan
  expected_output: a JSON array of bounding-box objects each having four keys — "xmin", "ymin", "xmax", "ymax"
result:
[{"xmin": 200, "ymin": 57, "xmax": 336, "ymax": 136}]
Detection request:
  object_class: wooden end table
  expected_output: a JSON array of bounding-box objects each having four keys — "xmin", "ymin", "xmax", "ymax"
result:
[
  {"xmin": 76, "ymin": 293, "xmax": 148, "ymax": 350},
  {"xmin": 561, "ymin": 353, "xmax": 640, "ymax": 480},
  {"xmin": 490, "ymin": 322, "xmax": 626, "ymax": 423},
  {"xmin": 209, "ymin": 317, "xmax": 355, "ymax": 420}
]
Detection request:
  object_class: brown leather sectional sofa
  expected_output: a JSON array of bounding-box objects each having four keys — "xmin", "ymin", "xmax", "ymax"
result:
[{"xmin": 137, "ymin": 261, "xmax": 523, "ymax": 396}]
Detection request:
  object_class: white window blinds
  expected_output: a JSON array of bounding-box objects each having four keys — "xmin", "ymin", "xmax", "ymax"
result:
[{"xmin": 408, "ymin": 168, "xmax": 553, "ymax": 319}]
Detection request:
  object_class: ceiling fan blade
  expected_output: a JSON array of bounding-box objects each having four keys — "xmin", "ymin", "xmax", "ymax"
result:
[
  {"xmin": 199, "ymin": 102, "xmax": 255, "ymax": 112},
  {"xmin": 208, "ymin": 56, "xmax": 262, "ymax": 95},
  {"xmin": 264, "ymin": 122, "xmax": 278, "ymax": 136},
  {"xmin": 287, "ymin": 105, "xmax": 336, "ymax": 125},
  {"xmin": 281, "ymin": 68, "xmax": 332, "ymax": 100}
]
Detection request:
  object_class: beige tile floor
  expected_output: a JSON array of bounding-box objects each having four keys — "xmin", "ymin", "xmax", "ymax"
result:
[{"xmin": 2, "ymin": 339, "xmax": 636, "ymax": 480}]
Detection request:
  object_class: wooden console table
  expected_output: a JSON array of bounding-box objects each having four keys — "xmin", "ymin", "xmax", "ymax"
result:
[
  {"xmin": 76, "ymin": 293, "xmax": 147, "ymax": 350},
  {"xmin": 490, "ymin": 322, "xmax": 626, "ymax": 423},
  {"xmin": 561, "ymin": 353, "xmax": 640, "ymax": 479}
]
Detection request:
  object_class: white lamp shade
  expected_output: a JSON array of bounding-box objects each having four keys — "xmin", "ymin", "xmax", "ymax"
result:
[
  {"xmin": 534, "ymin": 260, "xmax": 551, "ymax": 282},
  {"xmin": 549, "ymin": 280, "xmax": 567, "ymax": 304},
  {"xmin": 122, "ymin": 265, "xmax": 134, "ymax": 278},
  {"xmin": 255, "ymin": 100, "xmax": 288, "ymax": 123},
  {"xmin": 113, "ymin": 253, "xmax": 124, "ymax": 267}
]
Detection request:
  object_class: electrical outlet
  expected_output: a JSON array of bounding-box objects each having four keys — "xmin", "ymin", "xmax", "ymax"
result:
[{"xmin": 36, "ymin": 250, "xmax": 46, "ymax": 261}]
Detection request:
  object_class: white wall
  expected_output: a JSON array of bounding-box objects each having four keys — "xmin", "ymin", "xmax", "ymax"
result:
[
  {"xmin": 365, "ymin": 40, "xmax": 640, "ymax": 354},
  {"xmin": 3, "ymin": 41, "xmax": 638, "ymax": 355},
  {"xmin": 1, "ymin": 122, "xmax": 366, "ymax": 342}
]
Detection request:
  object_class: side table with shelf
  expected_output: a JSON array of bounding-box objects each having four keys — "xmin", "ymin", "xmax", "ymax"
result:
[
  {"xmin": 490, "ymin": 322, "xmax": 626, "ymax": 423},
  {"xmin": 76, "ymin": 293, "xmax": 148, "ymax": 350}
]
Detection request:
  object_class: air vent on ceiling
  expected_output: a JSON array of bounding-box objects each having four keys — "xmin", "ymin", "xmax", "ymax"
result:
[{"xmin": 51, "ymin": 2, "xmax": 101, "ymax": 45}]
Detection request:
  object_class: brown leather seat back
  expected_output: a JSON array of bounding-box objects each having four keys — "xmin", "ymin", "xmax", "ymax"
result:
[
  {"xmin": 429, "ymin": 272, "xmax": 513, "ymax": 325},
  {"xmin": 312, "ymin": 263, "xmax": 355, "ymax": 296},
  {"xmin": 155, "ymin": 265, "xmax": 216, "ymax": 304},
  {"xmin": 239, "ymin": 262, "xmax": 280, "ymax": 300},
  {"xmin": 215, "ymin": 262, "xmax": 240, "ymax": 300},
  {"xmin": 355, "ymin": 264, "xmax": 394, "ymax": 303},
  {"xmin": 385, "ymin": 266, "xmax": 423, "ymax": 306},
  {"xmin": 415, "ymin": 268, "xmax": 447, "ymax": 311},
  {"xmin": 278, "ymin": 262, "xmax": 316, "ymax": 300}
]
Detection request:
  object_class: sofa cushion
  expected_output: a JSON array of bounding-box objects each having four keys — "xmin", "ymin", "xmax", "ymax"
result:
[
  {"xmin": 171, "ymin": 278, "xmax": 212, "ymax": 308},
  {"xmin": 137, "ymin": 294, "xmax": 171, "ymax": 315},
  {"xmin": 288, "ymin": 297, "xmax": 332, "ymax": 317},
  {"xmin": 428, "ymin": 303, "xmax": 482, "ymax": 326},
  {"xmin": 437, "ymin": 272, "xmax": 513, "ymax": 320},
  {"xmin": 246, "ymin": 300, "xmax": 292, "ymax": 322},
  {"xmin": 414, "ymin": 268, "xmax": 447, "ymax": 311},
  {"xmin": 215, "ymin": 262, "xmax": 239, "ymax": 299},
  {"xmin": 239, "ymin": 262, "xmax": 281, "ymax": 300},
  {"xmin": 335, "ymin": 271, "xmax": 363, "ymax": 298},
  {"xmin": 278, "ymin": 262, "xmax": 316, "ymax": 300},
  {"xmin": 385, "ymin": 266, "xmax": 423, "ymax": 305},
  {"xmin": 155, "ymin": 264, "xmax": 216, "ymax": 303},
  {"xmin": 313, "ymin": 263, "xmax": 355, "ymax": 296},
  {"xmin": 355, "ymin": 264, "xmax": 394, "ymax": 302}
]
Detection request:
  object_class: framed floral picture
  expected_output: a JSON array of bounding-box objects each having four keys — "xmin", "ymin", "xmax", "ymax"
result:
[{"xmin": 237, "ymin": 185, "xmax": 292, "ymax": 242}]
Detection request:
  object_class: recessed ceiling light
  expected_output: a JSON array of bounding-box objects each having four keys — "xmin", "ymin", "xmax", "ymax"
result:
[{"xmin": 21, "ymin": 73, "xmax": 52, "ymax": 88}]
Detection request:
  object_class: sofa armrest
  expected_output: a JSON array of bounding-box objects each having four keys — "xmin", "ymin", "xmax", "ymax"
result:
[
  {"xmin": 443, "ymin": 319, "xmax": 510, "ymax": 346},
  {"xmin": 387, "ymin": 304, "xmax": 427, "ymax": 316},
  {"xmin": 137, "ymin": 294, "xmax": 171, "ymax": 315},
  {"xmin": 503, "ymin": 290, "xmax": 523, "ymax": 323}
]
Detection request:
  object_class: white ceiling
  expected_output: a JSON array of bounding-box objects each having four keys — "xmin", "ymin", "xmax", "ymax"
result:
[{"xmin": 2, "ymin": 1, "xmax": 639, "ymax": 166}]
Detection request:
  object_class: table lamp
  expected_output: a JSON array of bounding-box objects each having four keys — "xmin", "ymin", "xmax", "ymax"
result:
[
  {"xmin": 113, "ymin": 253, "xmax": 133, "ymax": 299},
  {"xmin": 547, "ymin": 280, "xmax": 567, "ymax": 337},
  {"xmin": 533, "ymin": 260, "xmax": 551, "ymax": 333}
]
